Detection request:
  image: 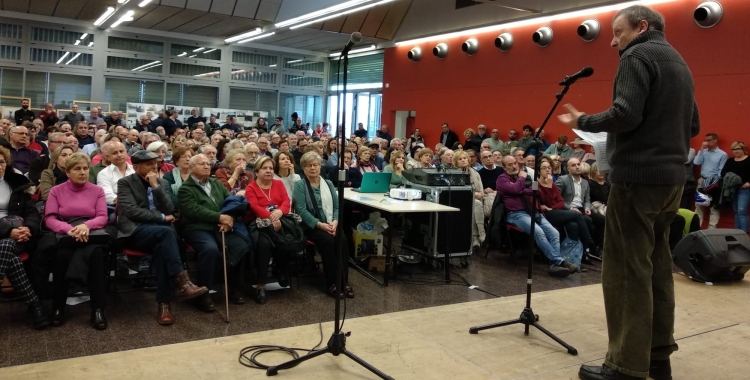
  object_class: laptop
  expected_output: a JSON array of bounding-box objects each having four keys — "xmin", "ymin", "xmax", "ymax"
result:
[{"xmin": 352, "ymin": 172, "xmax": 392, "ymax": 193}]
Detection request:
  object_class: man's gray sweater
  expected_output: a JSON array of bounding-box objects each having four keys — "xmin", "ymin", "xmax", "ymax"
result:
[{"xmin": 578, "ymin": 30, "xmax": 700, "ymax": 185}]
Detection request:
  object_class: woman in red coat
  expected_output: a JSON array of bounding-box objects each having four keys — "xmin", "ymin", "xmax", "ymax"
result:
[{"xmin": 244, "ymin": 156, "xmax": 291, "ymax": 304}]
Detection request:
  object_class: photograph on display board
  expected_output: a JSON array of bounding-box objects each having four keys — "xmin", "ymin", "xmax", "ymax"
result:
[
  {"xmin": 166, "ymin": 105, "xmax": 201, "ymax": 126},
  {"xmin": 126, "ymin": 102, "xmax": 164, "ymax": 129},
  {"xmin": 202, "ymin": 108, "xmax": 269, "ymax": 130}
]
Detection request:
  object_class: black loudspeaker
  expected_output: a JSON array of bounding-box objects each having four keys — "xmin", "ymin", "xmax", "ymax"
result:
[{"xmin": 672, "ymin": 229, "xmax": 750, "ymax": 283}]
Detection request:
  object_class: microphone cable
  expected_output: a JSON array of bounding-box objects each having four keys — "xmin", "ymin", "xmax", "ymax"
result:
[{"xmin": 238, "ymin": 322, "xmax": 324, "ymax": 370}]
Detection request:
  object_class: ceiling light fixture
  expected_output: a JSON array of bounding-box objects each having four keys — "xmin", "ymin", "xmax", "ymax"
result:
[
  {"xmin": 93, "ymin": 7, "xmax": 116, "ymax": 26},
  {"xmin": 287, "ymin": 59, "xmax": 304, "ymax": 64},
  {"xmin": 329, "ymin": 44, "xmax": 376, "ymax": 57},
  {"xmin": 65, "ymin": 53, "xmax": 81, "ymax": 65},
  {"xmin": 111, "ymin": 10, "xmax": 135, "ymax": 28},
  {"xmin": 132, "ymin": 60, "xmax": 161, "ymax": 71},
  {"xmin": 138, "ymin": 0, "xmax": 153, "ymax": 7},
  {"xmin": 276, "ymin": 0, "xmax": 370, "ymax": 28},
  {"xmin": 117, "ymin": 0, "xmax": 129, "ymax": 3},
  {"xmin": 395, "ymin": 0, "xmax": 677, "ymax": 46},
  {"xmin": 177, "ymin": 52, "xmax": 187, "ymax": 57},
  {"xmin": 237, "ymin": 32, "xmax": 276, "ymax": 44},
  {"xmin": 203, "ymin": 49, "xmax": 217, "ymax": 54},
  {"xmin": 136, "ymin": 63, "xmax": 162, "ymax": 72},
  {"xmin": 88, "ymin": 41, "xmax": 94, "ymax": 47},
  {"xmin": 193, "ymin": 47, "xmax": 206, "ymax": 52},
  {"xmin": 189, "ymin": 55, "xmax": 197, "ymax": 58},
  {"xmin": 269, "ymin": 64, "xmax": 277, "ymax": 67},
  {"xmin": 330, "ymin": 82, "xmax": 383, "ymax": 91},
  {"xmin": 225, "ymin": 28, "xmax": 262, "ymax": 43},
  {"xmin": 80, "ymin": 33, "xmax": 89, "ymax": 39},
  {"xmin": 56, "ymin": 52, "xmax": 70, "ymax": 64},
  {"xmin": 290, "ymin": 0, "xmax": 394, "ymax": 30},
  {"xmin": 74, "ymin": 40, "xmax": 81, "ymax": 45}
]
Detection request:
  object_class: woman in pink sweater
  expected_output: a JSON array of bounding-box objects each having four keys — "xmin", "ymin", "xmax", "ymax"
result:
[{"xmin": 44, "ymin": 153, "xmax": 110, "ymax": 330}]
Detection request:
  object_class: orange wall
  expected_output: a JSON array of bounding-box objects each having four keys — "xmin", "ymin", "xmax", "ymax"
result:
[{"xmin": 382, "ymin": 0, "xmax": 750, "ymax": 155}]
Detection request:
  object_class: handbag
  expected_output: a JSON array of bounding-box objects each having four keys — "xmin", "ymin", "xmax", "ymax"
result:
[
  {"xmin": 40, "ymin": 213, "xmax": 111, "ymax": 245},
  {"xmin": 560, "ymin": 237, "xmax": 583, "ymax": 271},
  {"xmin": 261, "ymin": 214, "xmax": 305, "ymax": 255}
]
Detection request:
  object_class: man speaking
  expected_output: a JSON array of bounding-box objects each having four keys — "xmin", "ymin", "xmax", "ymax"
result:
[{"xmin": 558, "ymin": 5, "xmax": 700, "ymax": 380}]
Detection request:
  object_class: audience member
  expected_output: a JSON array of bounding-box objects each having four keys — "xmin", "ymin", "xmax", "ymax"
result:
[
  {"xmin": 74, "ymin": 121, "xmax": 95, "ymax": 148},
  {"xmin": 206, "ymin": 115, "xmax": 221, "ymax": 132},
  {"xmin": 485, "ymin": 129, "xmax": 503, "ymax": 152},
  {"xmin": 516, "ymin": 125, "xmax": 535, "ymax": 152},
  {"xmin": 556, "ymin": 158, "xmax": 604, "ymax": 258},
  {"xmin": 416, "ymin": 148, "xmax": 434, "ymax": 168},
  {"xmin": 383, "ymin": 151, "xmax": 407, "ymax": 188},
  {"xmin": 544, "ymin": 135, "xmax": 573, "ymax": 162},
  {"xmin": 492, "ymin": 150, "xmax": 503, "ymax": 167},
  {"xmin": 0, "ymin": 147, "xmax": 48, "ymax": 328},
  {"xmin": 104, "ymin": 111, "xmax": 125, "ymax": 127},
  {"xmin": 406, "ymin": 128, "xmax": 424, "ymax": 153},
  {"xmin": 178, "ymin": 154, "xmax": 252, "ymax": 311},
  {"xmin": 439, "ymin": 123, "xmax": 459, "ymax": 149},
  {"xmin": 496, "ymin": 156, "xmax": 575, "ymax": 277},
  {"xmin": 39, "ymin": 145, "xmax": 74, "ymax": 202},
  {"xmin": 588, "ymin": 162, "xmax": 610, "ymax": 216},
  {"xmin": 82, "ymin": 129, "xmax": 107, "ymax": 156},
  {"xmin": 293, "ymin": 152, "xmax": 353, "ymax": 298},
  {"xmin": 215, "ymin": 149, "xmax": 251, "ymax": 196},
  {"xmin": 274, "ymin": 151, "xmax": 300, "ymax": 200},
  {"xmin": 85, "ymin": 108, "xmax": 104, "ymax": 125},
  {"xmin": 353, "ymin": 146, "xmax": 380, "ymax": 174},
  {"xmin": 368, "ymin": 143, "xmax": 385, "ymax": 170},
  {"xmin": 467, "ymin": 149, "xmax": 482, "ymax": 170},
  {"xmin": 693, "ymin": 132, "xmax": 727, "ymax": 228},
  {"xmin": 145, "ymin": 141, "xmax": 174, "ymax": 178},
  {"xmin": 8, "ymin": 125, "xmax": 40, "ymax": 174},
  {"xmin": 501, "ymin": 129, "xmax": 519, "ymax": 156},
  {"xmin": 116, "ymin": 150, "xmax": 208, "ymax": 325},
  {"xmin": 454, "ymin": 150, "xmax": 486, "ymax": 250},
  {"xmin": 379, "ymin": 125, "xmax": 392, "ymax": 143},
  {"xmin": 29, "ymin": 132, "xmax": 66, "ymax": 185},
  {"xmin": 478, "ymin": 150, "xmax": 504, "ymax": 191},
  {"xmin": 436, "ymin": 148, "xmax": 455, "ymax": 170},
  {"xmin": 14, "ymin": 98, "xmax": 35, "ymax": 125},
  {"xmin": 164, "ymin": 147, "xmax": 193, "ymax": 208},
  {"xmin": 45, "ymin": 153, "xmax": 109, "ymax": 329},
  {"xmin": 721, "ymin": 141, "xmax": 750, "ymax": 232},
  {"xmin": 569, "ymin": 138, "xmax": 589, "ymax": 161}
]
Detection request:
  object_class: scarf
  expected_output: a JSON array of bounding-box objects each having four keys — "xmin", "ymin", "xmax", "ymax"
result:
[
  {"xmin": 303, "ymin": 176, "xmax": 334, "ymax": 224},
  {"xmin": 171, "ymin": 168, "xmax": 183, "ymax": 195}
]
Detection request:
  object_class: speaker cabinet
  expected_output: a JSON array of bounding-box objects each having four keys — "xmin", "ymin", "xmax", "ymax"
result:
[{"xmin": 672, "ymin": 229, "xmax": 750, "ymax": 283}]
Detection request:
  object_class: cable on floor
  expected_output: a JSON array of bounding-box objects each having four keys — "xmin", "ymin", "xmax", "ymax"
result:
[{"xmin": 238, "ymin": 322, "xmax": 324, "ymax": 370}]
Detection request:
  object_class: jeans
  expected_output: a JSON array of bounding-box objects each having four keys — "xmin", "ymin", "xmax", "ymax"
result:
[
  {"xmin": 602, "ymin": 183, "xmax": 682, "ymax": 378},
  {"xmin": 124, "ymin": 224, "xmax": 185, "ymax": 303},
  {"xmin": 506, "ymin": 211, "xmax": 563, "ymax": 266},
  {"xmin": 732, "ymin": 188, "xmax": 750, "ymax": 232}
]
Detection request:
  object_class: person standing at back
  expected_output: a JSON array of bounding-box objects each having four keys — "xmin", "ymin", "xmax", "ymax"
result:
[
  {"xmin": 693, "ymin": 132, "xmax": 727, "ymax": 228},
  {"xmin": 558, "ymin": 5, "xmax": 700, "ymax": 380}
]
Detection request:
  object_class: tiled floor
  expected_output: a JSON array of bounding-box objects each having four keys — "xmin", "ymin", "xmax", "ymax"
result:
[{"xmin": 0, "ymin": 245, "xmax": 604, "ymax": 368}]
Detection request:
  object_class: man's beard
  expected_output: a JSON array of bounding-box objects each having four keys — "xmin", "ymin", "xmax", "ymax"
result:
[
  {"xmin": 210, "ymin": 159, "xmax": 217, "ymax": 165},
  {"xmin": 22, "ymin": 105, "xmax": 28, "ymax": 109}
]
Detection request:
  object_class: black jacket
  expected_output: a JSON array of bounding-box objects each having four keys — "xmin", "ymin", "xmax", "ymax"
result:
[
  {"xmin": 28, "ymin": 155, "xmax": 51, "ymax": 185},
  {"xmin": 14, "ymin": 108, "xmax": 35, "ymax": 125},
  {"xmin": 163, "ymin": 118, "xmax": 178, "ymax": 136},
  {"xmin": 0, "ymin": 171, "xmax": 41, "ymax": 239},
  {"xmin": 440, "ymin": 130, "xmax": 459, "ymax": 149}
]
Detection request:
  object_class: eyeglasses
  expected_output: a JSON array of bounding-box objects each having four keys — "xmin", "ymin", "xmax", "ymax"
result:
[
  {"xmin": 0, "ymin": 161, "xmax": 6, "ymax": 167},
  {"xmin": 12, "ymin": 131, "xmax": 28, "ymax": 136}
]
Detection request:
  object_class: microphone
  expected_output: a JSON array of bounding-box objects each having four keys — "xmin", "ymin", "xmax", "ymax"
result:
[
  {"xmin": 340, "ymin": 32, "xmax": 363, "ymax": 56},
  {"xmin": 559, "ymin": 66, "xmax": 594, "ymax": 85}
]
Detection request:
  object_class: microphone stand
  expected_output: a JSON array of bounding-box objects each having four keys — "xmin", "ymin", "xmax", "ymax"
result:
[
  {"xmin": 468, "ymin": 79, "xmax": 579, "ymax": 356},
  {"xmin": 267, "ymin": 51, "xmax": 394, "ymax": 380}
]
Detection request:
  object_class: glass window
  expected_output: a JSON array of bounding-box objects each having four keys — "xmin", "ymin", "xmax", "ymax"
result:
[
  {"xmin": 232, "ymin": 51, "xmax": 277, "ymax": 67},
  {"xmin": 280, "ymin": 93, "xmax": 323, "ymax": 127},
  {"xmin": 171, "ymin": 43, "xmax": 221, "ymax": 61},
  {"xmin": 30, "ymin": 48, "xmax": 93, "ymax": 67},
  {"xmin": 282, "ymin": 75, "xmax": 323, "ymax": 88},
  {"xmin": 108, "ymin": 36, "xmax": 163, "ymax": 55},
  {"xmin": 25, "ymin": 71, "xmax": 91, "ymax": 109},
  {"xmin": 356, "ymin": 93, "xmax": 370, "ymax": 136},
  {"xmin": 368, "ymin": 94, "xmax": 382, "ymax": 136},
  {"xmin": 166, "ymin": 83, "xmax": 218, "ymax": 108},
  {"xmin": 229, "ymin": 88, "xmax": 277, "ymax": 116},
  {"xmin": 31, "ymin": 27, "xmax": 93, "ymax": 46},
  {"xmin": 170, "ymin": 62, "xmax": 220, "ymax": 78},
  {"xmin": 104, "ymin": 77, "xmax": 164, "ymax": 112},
  {"xmin": 283, "ymin": 58, "xmax": 325, "ymax": 72},
  {"xmin": 0, "ymin": 45, "xmax": 21, "ymax": 60},
  {"xmin": 0, "ymin": 23, "xmax": 22, "ymax": 39},
  {"xmin": 328, "ymin": 53, "xmax": 383, "ymax": 89},
  {"xmin": 106, "ymin": 57, "xmax": 162, "ymax": 73},
  {"xmin": 0, "ymin": 68, "xmax": 23, "ymax": 106},
  {"xmin": 327, "ymin": 92, "xmax": 380, "ymax": 136},
  {"xmin": 231, "ymin": 68, "xmax": 276, "ymax": 85}
]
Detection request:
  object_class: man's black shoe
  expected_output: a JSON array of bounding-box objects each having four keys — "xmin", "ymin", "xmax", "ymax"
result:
[
  {"xmin": 579, "ymin": 364, "xmax": 644, "ymax": 380},
  {"xmin": 28, "ymin": 300, "xmax": 49, "ymax": 329},
  {"xmin": 649, "ymin": 359, "xmax": 672, "ymax": 380}
]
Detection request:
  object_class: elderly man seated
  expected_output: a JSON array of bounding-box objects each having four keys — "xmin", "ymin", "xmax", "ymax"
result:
[
  {"xmin": 496, "ymin": 156, "xmax": 577, "ymax": 277},
  {"xmin": 178, "ymin": 154, "xmax": 253, "ymax": 311},
  {"xmin": 116, "ymin": 151, "xmax": 208, "ymax": 325}
]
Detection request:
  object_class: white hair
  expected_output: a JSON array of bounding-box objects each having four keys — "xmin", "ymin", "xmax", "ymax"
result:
[
  {"xmin": 146, "ymin": 140, "xmax": 166, "ymax": 152},
  {"xmin": 189, "ymin": 153, "xmax": 207, "ymax": 166},
  {"xmin": 390, "ymin": 139, "xmax": 401, "ymax": 147}
]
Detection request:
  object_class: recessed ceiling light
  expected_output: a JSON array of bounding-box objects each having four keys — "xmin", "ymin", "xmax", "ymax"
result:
[
  {"xmin": 290, "ymin": 0, "xmax": 393, "ymax": 30},
  {"xmin": 93, "ymin": 7, "xmax": 116, "ymax": 26},
  {"xmin": 225, "ymin": 28, "xmax": 262, "ymax": 43},
  {"xmin": 237, "ymin": 32, "xmax": 276, "ymax": 44}
]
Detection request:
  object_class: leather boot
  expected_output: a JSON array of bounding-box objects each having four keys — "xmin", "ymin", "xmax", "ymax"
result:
[
  {"xmin": 90, "ymin": 308, "xmax": 108, "ymax": 330},
  {"xmin": 579, "ymin": 364, "xmax": 644, "ymax": 380},
  {"xmin": 157, "ymin": 302, "xmax": 175, "ymax": 326},
  {"xmin": 193, "ymin": 293, "xmax": 216, "ymax": 313},
  {"xmin": 174, "ymin": 270, "xmax": 208, "ymax": 299},
  {"xmin": 27, "ymin": 300, "xmax": 49, "ymax": 329},
  {"xmin": 649, "ymin": 359, "xmax": 672, "ymax": 380}
]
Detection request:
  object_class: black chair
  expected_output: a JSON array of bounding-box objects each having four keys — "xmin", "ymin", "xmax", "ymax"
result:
[{"xmin": 484, "ymin": 195, "xmax": 526, "ymax": 263}]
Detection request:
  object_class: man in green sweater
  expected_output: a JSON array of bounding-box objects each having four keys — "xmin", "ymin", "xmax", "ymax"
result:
[{"xmin": 559, "ymin": 5, "xmax": 700, "ymax": 380}]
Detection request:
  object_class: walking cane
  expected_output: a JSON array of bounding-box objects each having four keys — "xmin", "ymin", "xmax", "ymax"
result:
[{"xmin": 222, "ymin": 230, "xmax": 229, "ymax": 323}]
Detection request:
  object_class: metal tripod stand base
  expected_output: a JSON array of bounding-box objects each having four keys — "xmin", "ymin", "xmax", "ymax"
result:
[
  {"xmin": 267, "ymin": 333, "xmax": 395, "ymax": 379},
  {"xmin": 469, "ymin": 307, "xmax": 578, "ymax": 356}
]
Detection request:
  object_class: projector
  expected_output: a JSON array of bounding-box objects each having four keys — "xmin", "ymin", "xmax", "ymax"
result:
[{"xmin": 389, "ymin": 188, "xmax": 422, "ymax": 201}]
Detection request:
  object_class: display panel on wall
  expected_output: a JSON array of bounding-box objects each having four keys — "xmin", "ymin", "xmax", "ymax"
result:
[
  {"xmin": 105, "ymin": 77, "xmax": 164, "ymax": 113},
  {"xmin": 202, "ymin": 108, "xmax": 269, "ymax": 129},
  {"xmin": 125, "ymin": 102, "xmax": 164, "ymax": 129}
]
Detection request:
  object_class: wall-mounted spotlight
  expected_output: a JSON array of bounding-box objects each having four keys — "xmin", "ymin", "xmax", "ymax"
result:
[
  {"xmin": 408, "ymin": 47, "xmax": 422, "ymax": 62},
  {"xmin": 462, "ymin": 38, "xmax": 479, "ymax": 56},
  {"xmin": 433, "ymin": 42, "xmax": 448, "ymax": 59},
  {"xmin": 694, "ymin": 1, "xmax": 723, "ymax": 28},
  {"xmin": 533, "ymin": 26, "xmax": 553, "ymax": 47},
  {"xmin": 578, "ymin": 19, "xmax": 600, "ymax": 42},
  {"xmin": 494, "ymin": 32, "xmax": 513, "ymax": 52}
]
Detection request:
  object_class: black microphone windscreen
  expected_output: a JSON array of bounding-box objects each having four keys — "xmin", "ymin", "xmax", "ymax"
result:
[
  {"xmin": 351, "ymin": 32, "xmax": 363, "ymax": 44},
  {"xmin": 581, "ymin": 66, "xmax": 594, "ymax": 77}
]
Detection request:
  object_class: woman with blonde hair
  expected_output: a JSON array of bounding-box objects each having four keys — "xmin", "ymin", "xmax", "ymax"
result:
[
  {"xmin": 463, "ymin": 128, "xmax": 475, "ymax": 150},
  {"xmin": 548, "ymin": 154, "xmax": 563, "ymax": 181},
  {"xmin": 416, "ymin": 148, "xmax": 434, "ymax": 168},
  {"xmin": 721, "ymin": 141, "xmax": 750, "ymax": 232},
  {"xmin": 352, "ymin": 146, "xmax": 380, "ymax": 174},
  {"xmin": 588, "ymin": 162, "xmax": 610, "ymax": 216},
  {"xmin": 383, "ymin": 150, "xmax": 407, "ymax": 188},
  {"xmin": 39, "ymin": 145, "xmax": 75, "ymax": 201},
  {"xmin": 453, "ymin": 150, "xmax": 486, "ymax": 250}
]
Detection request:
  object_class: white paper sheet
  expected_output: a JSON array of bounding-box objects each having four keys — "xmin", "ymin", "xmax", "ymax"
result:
[{"xmin": 573, "ymin": 129, "xmax": 610, "ymax": 174}]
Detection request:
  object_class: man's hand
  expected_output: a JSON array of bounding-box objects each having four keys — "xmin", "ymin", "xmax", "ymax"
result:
[
  {"xmin": 585, "ymin": 208, "xmax": 592, "ymax": 216},
  {"xmin": 541, "ymin": 205, "xmax": 552, "ymax": 211},
  {"xmin": 219, "ymin": 214, "xmax": 234, "ymax": 227},
  {"xmin": 218, "ymin": 223, "xmax": 232, "ymax": 233},
  {"xmin": 145, "ymin": 171, "xmax": 159, "ymax": 189},
  {"xmin": 557, "ymin": 104, "xmax": 585, "ymax": 128},
  {"xmin": 701, "ymin": 141, "xmax": 709, "ymax": 150},
  {"xmin": 519, "ymin": 170, "xmax": 528, "ymax": 178},
  {"xmin": 164, "ymin": 215, "xmax": 176, "ymax": 223}
]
